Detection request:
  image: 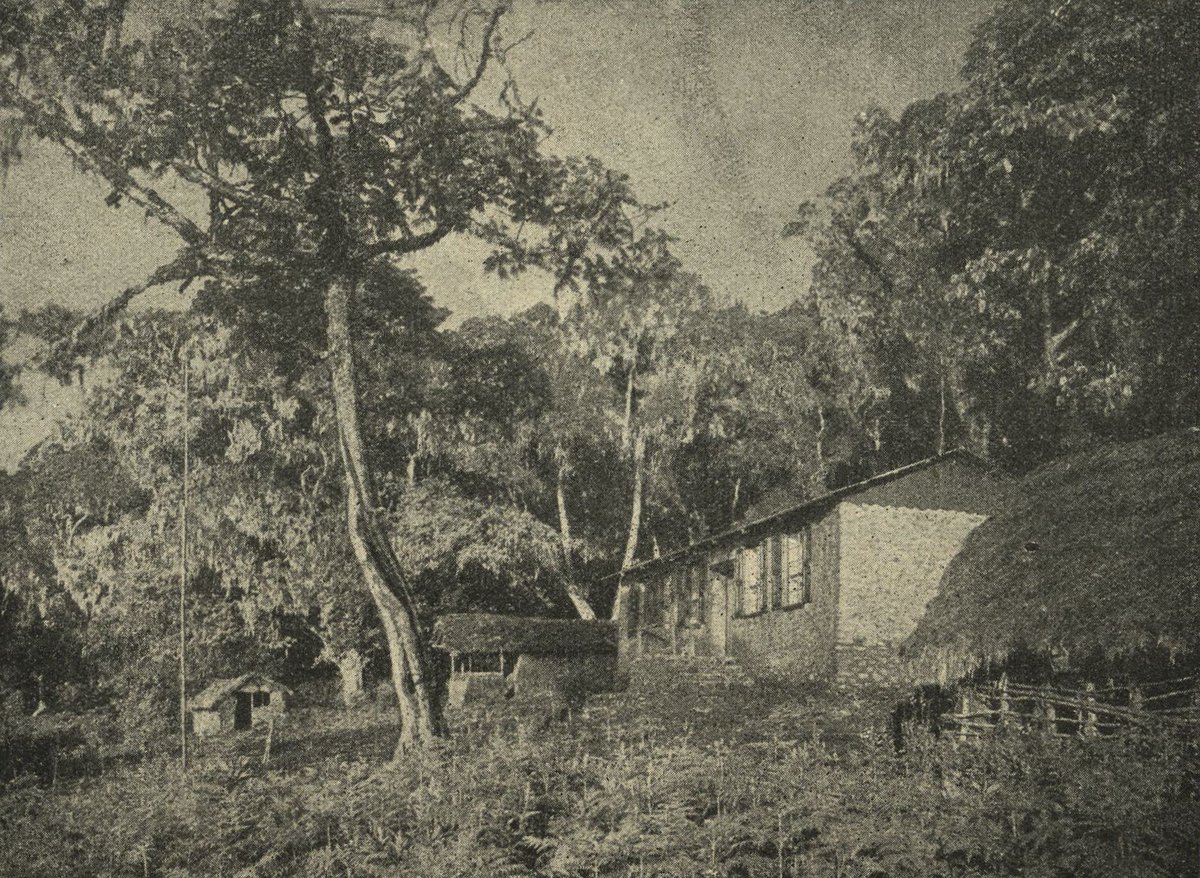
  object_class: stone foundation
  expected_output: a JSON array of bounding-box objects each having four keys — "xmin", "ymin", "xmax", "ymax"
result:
[
  {"xmin": 834, "ymin": 641, "xmax": 909, "ymax": 690},
  {"xmin": 626, "ymin": 654, "xmax": 752, "ymax": 693}
]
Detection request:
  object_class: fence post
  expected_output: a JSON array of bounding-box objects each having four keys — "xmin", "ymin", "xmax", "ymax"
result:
[
  {"xmin": 262, "ymin": 717, "xmax": 274, "ymax": 767},
  {"xmin": 1041, "ymin": 686, "xmax": 1057, "ymax": 736},
  {"xmin": 1082, "ymin": 682, "xmax": 1098, "ymax": 737},
  {"xmin": 957, "ymin": 689, "xmax": 972, "ymax": 743},
  {"xmin": 997, "ymin": 674, "xmax": 1010, "ymax": 729}
]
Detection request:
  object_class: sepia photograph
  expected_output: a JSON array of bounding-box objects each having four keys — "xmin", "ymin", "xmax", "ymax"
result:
[{"xmin": 0, "ymin": 0, "xmax": 1197, "ymax": 875}]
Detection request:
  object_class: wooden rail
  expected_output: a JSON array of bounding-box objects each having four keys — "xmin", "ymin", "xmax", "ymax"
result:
[{"xmin": 941, "ymin": 675, "xmax": 1199, "ymax": 741}]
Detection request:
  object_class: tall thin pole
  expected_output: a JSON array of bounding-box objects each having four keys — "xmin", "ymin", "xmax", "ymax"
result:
[{"xmin": 179, "ymin": 346, "xmax": 189, "ymax": 771}]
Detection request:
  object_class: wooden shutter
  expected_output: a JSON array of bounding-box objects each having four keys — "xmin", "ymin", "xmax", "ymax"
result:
[
  {"xmin": 740, "ymin": 546, "xmax": 760, "ymax": 614},
  {"xmin": 802, "ymin": 526, "xmax": 813, "ymax": 604},
  {"xmin": 784, "ymin": 529, "xmax": 811, "ymax": 606},
  {"xmin": 760, "ymin": 543, "xmax": 768, "ymax": 612},
  {"xmin": 768, "ymin": 536, "xmax": 782, "ymax": 609},
  {"xmin": 784, "ymin": 533, "xmax": 801, "ymax": 605}
]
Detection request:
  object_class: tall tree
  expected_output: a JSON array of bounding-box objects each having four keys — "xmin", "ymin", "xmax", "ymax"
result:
[
  {"xmin": 559, "ymin": 231, "xmax": 712, "ymax": 616},
  {"xmin": 471, "ymin": 304, "xmax": 627, "ymax": 619},
  {"xmin": 794, "ymin": 0, "xmax": 1200, "ymax": 468},
  {"xmin": 2, "ymin": 0, "xmax": 639, "ymax": 752}
]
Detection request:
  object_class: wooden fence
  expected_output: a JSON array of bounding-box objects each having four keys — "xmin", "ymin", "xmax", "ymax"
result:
[{"xmin": 941, "ymin": 674, "xmax": 1200, "ymax": 740}]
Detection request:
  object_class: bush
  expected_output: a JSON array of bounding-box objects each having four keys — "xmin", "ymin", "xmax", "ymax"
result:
[
  {"xmin": 373, "ymin": 679, "xmax": 398, "ymax": 709},
  {"xmin": 0, "ymin": 706, "xmax": 133, "ymax": 786}
]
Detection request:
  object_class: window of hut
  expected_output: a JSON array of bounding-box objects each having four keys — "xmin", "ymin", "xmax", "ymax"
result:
[
  {"xmin": 685, "ymin": 562, "xmax": 706, "ymax": 624},
  {"xmin": 738, "ymin": 545, "xmax": 763, "ymax": 615},
  {"xmin": 782, "ymin": 528, "xmax": 812, "ymax": 607}
]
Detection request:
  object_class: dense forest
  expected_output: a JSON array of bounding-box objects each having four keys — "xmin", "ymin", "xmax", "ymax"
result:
[{"xmin": 1, "ymin": 0, "xmax": 1199, "ymax": 750}]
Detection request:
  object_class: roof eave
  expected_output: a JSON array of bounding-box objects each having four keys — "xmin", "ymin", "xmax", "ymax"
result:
[{"xmin": 610, "ymin": 449, "xmax": 999, "ymax": 581}]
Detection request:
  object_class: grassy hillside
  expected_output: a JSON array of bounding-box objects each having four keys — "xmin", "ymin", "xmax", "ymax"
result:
[{"xmin": 1, "ymin": 688, "xmax": 1196, "ymax": 878}]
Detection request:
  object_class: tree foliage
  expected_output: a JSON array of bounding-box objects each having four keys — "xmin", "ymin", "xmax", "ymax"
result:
[
  {"xmin": 795, "ymin": 0, "xmax": 1200, "ymax": 468},
  {"xmin": 1, "ymin": 0, "xmax": 653, "ymax": 750}
]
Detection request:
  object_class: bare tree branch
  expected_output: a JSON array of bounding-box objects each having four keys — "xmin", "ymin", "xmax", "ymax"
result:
[
  {"xmin": 168, "ymin": 160, "xmax": 306, "ymax": 221},
  {"xmin": 447, "ymin": 2, "xmax": 508, "ymax": 106},
  {"xmin": 309, "ymin": 3, "xmax": 423, "ymax": 23},
  {"xmin": 32, "ymin": 250, "xmax": 206, "ymax": 372},
  {"xmin": 361, "ymin": 222, "xmax": 452, "ymax": 259}
]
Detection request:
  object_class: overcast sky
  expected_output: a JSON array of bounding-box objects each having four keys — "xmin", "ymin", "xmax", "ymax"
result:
[{"xmin": 0, "ymin": 0, "xmax": 995, "ymax": 467}]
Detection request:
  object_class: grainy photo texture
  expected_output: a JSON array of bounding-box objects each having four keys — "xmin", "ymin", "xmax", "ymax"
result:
[{"xmin": 1, "ymin": 1, "xmax": 1198, "ymax": 875}]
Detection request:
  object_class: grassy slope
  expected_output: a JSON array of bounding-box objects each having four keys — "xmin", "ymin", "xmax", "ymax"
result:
[{"xmin": 2, "ymin": 693, "xmax": 1197, "ymax": 878}]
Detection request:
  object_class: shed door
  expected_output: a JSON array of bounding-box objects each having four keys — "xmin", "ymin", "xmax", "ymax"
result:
[
  {"xmin": 707, "ymin": 568, "xmax": 729, "ymax": 657},
  {"xmin": 234, "ymin": 692, "xmax": 252, "ymax": 730}
]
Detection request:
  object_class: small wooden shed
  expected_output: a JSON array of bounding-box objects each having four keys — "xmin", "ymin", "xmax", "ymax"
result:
[
  {"xmin": 189, "ymin": 673, "xmax": 290, "ymax": 737},
  {"xmin": 432, "ymin": 614, "xmax": 618, "ymax": 709}
]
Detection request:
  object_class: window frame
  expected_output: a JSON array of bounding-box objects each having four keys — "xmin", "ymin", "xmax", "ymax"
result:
[
  {"xmin": 685, "ymin": 562, "xmax": 706, "ymax": 625},
  {"xmin": 780, "ymin": 526, "xmax": 813, "ymax": 609},
  {"xmin": 766, "ymin": 535, "xmax": 784, "ymax": 610},
  {"xmin": 736, "ymin": 544, "xmax": 764, "ymax": 617}
]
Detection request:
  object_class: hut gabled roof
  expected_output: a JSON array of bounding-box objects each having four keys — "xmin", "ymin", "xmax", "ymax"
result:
[
  {"xmin": 613, "ymin": 449, "xmax": 1010, "ymax": 580},
  {"xmin": 908, "ymin": 429, "xmax": 1200, "ymax": 681},
  {"xmin": 188, "ymin": 673, "xmax": 291, "ymax": 711},
  {"xmin": 432, "ymin": 613, "xmax": 617, "ymax": 656}
]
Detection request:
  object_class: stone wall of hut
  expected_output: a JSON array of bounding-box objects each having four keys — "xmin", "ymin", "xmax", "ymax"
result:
[
  {"xmin": 724, "ymin": 511, "xmax": 840, "ymax": 681},
  {"xmin": 218, "ymin": 697, "xmax": 237, "ymax": 730},
  {"xmin": 834, "ymin": 501, "xmax": 985, "ymax": 686},
  {"xmin": 614, "ymin": 478, "xmax": 993, "ymax": 691}
]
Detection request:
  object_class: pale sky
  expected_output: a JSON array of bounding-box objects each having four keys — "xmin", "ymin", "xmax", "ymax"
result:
[{"xmin": 0, "ymin": 0, "xmax": 996, "ymax": 468}]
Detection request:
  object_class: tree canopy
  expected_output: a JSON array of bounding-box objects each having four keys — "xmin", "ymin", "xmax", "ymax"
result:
[
  {"xmin": 793, "ymin": 0, "xmax": 1200, "ymax": 470},
  {"xmin": 3, "ymin": 0, "xmax": 1199, "ymax": 732}
]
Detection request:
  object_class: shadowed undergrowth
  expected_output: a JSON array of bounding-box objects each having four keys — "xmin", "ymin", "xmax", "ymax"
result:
[{"xmin": 1, "ymin": 691, "xmax": 1196, "ymax": 878}]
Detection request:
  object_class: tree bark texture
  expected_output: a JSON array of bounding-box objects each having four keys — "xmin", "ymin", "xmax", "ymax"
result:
[
  {"xmin": 555, "ymin": 454, "xmax": 595, "ymax": 619},
  {"xmin": 325, "ymin": 277, "xmax": 442, "ymax": 754},
  {"xmin": 815, "ymin": 406, "xmax": 826, "ymax": 467},
  {"xmin": 936, "ymin": 373, "xmax": 947, "ymax": 456},
  {"xmin": 610, "ymin": 432, "xmax": 646, "ymax": 623},
  {"xmin": 621, "ymin": 363, "xmax": 636, "ymax": 452},
  {"xmin": 621, "ymin": 431, "xmax": 646, "ymax": 572}
]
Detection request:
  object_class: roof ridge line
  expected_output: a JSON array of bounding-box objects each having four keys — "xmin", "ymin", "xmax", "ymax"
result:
[{"xmin": 611, "ymin": 449, "xmax": 996, "ymax": 579}]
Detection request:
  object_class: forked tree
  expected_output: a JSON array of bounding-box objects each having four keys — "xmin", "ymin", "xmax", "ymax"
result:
[{"xmin": 0, "ymin": 0, "xmax": 640, "ymax": 753}]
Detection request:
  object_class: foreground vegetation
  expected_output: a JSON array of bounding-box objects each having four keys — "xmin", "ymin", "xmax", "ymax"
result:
[{"xmin": 1, "ymin": 694, "xmax": 1196, "ymax": 878}]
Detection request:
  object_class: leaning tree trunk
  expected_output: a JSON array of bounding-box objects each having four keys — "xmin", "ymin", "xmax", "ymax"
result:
[
  {"xmin": 936, "ymin": 373, "xmax": 947, "ymax": 456},
  {"xmin": 611, "ymin": 431, "xmax": 647, "ymax": 622},
  {"xmin": 621, "ymin": 432, "xmax": 647, "ymax": 571},
  {"xmin": 620, "ymin": 363, "xmax": 636, "ymax": 452},
  {"xmin": 325, "ymin": 277, "xmax": 442, "ymax": 754},
  {"xmin": 555, "ymin": 452, "xmax": 596, "ymax": 619}
]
